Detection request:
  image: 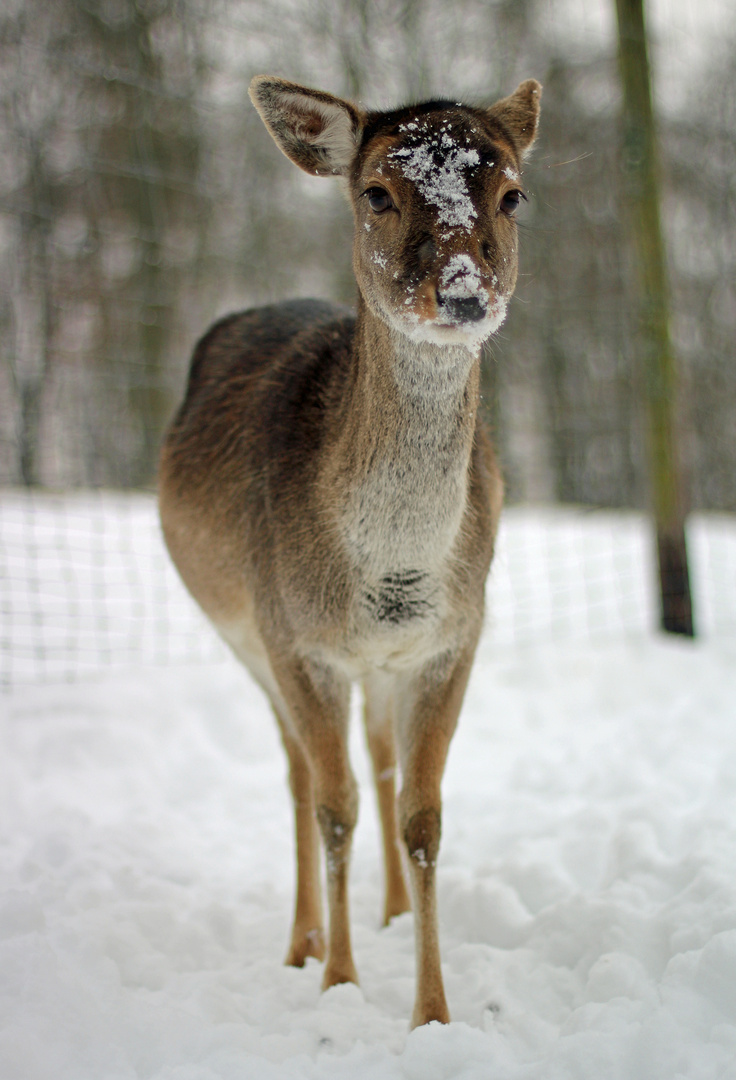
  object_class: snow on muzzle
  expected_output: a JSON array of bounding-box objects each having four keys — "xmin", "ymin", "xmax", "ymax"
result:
[{"xmin": 436, "ymin": 254, "xmax": 489, "ymax": 325}]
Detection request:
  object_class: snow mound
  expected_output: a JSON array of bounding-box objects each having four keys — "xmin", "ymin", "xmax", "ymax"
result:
[{"xmin": 2, "ymin": 633, "xmax": 736, "ymax": 1078}]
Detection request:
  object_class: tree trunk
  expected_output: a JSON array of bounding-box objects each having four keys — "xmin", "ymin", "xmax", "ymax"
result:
[{"xmin": 614, "ymin": 0, "xmax": 694, "ymax": 635}]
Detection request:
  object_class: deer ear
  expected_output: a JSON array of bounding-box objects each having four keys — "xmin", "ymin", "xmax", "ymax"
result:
[
  {"xmin": 249, "ymin": 76, "xmax": 363, "ymax": 177},
  {"xmin": 486, "ymin": 79, "xmax": 542, "ymax": 160}
]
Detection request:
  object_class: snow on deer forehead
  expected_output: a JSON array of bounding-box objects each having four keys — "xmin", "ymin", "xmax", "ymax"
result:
[{"xmin": 387, "ymin": 116, "xmax": 487, "ymax": 233}]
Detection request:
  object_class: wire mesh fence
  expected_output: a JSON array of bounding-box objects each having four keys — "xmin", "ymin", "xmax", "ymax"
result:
[
  {"xmin": 2, "ymin": 492, "xmax": 734, "ymax": 688},
  {"xmin": 0, "ymin": 492, "xmax": 226, "ymax": 686}
]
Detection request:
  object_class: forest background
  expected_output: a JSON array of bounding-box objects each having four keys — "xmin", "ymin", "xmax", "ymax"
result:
[{"xmin": 1, "ymin": 0, "xmax": 734, "ymax": 516}]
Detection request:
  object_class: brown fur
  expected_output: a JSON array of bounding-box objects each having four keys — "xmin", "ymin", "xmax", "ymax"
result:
[{"xmin": 159, "ymin": 76, "xmax": 540, "ymax": 1028}]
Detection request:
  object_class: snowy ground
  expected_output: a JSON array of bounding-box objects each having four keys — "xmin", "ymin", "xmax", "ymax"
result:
[{"xmin": 1, "ymin": 501, "xmax": 736, "ymax": 1078}]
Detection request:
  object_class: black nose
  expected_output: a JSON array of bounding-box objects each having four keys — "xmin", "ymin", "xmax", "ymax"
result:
[{"xmin": 437, "ymin": 294, "xmax": 486, "ymax": 324}]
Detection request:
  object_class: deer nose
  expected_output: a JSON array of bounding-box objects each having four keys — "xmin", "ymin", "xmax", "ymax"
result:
[{"xmin": 436, "ymin": 293, "xmax": 486, "ymax": 324}]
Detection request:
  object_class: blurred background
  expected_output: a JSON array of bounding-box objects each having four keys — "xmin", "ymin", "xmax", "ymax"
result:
[{"xmin": 1, "ymin": 0, "xmax": 734, "ymax": 685}]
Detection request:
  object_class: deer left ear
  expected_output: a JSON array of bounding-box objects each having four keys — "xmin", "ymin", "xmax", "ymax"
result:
[
  {"xmin": 249, "ymin": 76, "xmax": 363, "ymax": 177},
  {"xmin": 486, "ymin": 79, "xmax": 542, "ymax": 160}
]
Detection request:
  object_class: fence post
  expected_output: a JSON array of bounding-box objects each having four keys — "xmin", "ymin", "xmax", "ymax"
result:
[{"xmin": 614, "ymin": 0, "xmax": 694, "ymax": 636}]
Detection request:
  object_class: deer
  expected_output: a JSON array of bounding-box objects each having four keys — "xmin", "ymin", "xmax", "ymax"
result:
[{"xmin": 159, "ymin": 74, "xmax": 541, "ymax": 1028}]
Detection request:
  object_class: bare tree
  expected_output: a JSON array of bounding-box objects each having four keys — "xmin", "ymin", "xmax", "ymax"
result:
[{"xmin": 615, "ymin": 0, "xmax": 694, "ymax": 635}]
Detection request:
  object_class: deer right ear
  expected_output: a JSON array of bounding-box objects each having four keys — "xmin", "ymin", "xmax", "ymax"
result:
[
  {"xmin": 249, "ymin": 76, "xmax": 363, "ymax": 177},
  {"xmin": 486, "ymin": 79, "xmax": 542, "ymax": 160}
]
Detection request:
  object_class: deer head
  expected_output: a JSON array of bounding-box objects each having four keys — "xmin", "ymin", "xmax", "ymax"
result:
[{"xmin": 249, "ymin": 76, "xmax": 542, "ymax": 351}]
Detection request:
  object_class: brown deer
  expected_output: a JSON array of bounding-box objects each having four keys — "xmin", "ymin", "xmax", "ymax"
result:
[{"xmin": 159, "ymin": 75, "xmax": 541, "ymax": 1028}]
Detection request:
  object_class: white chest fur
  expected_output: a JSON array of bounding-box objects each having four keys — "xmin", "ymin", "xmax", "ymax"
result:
[{"xmin": 339, "ymin": 338, "xmax": 477, "ymax": 635}]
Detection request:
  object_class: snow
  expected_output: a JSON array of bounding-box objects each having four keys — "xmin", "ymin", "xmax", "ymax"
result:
[
  {"xmin": 389, "ymin": 125, "xmax": 479, "ymax": 233},
  {"xmin": 439, "ymin": 255, "xmax": 486, "ymax": 302},
  {"xmin": 1, "ymin": 498, "xmax": 736, "ymax": 1078}
]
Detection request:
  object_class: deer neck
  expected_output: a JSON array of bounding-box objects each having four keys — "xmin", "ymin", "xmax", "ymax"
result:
[{"xmin": 325, "ymin": 298, "xmax": 481, "ymax": 578}]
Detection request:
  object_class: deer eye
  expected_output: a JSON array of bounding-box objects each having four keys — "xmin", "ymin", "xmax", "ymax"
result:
[
  {"xmin": 499, "ymin": 189, "xmax": 526, "ymax": 217},
  {"xmin": 365, "ymin": 187, "xmax": 393, "ymax": 214}
]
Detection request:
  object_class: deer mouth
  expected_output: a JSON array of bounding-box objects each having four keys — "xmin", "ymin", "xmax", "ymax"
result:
[
  {"xmin": 429, "ymin": 289, "xmax": 510, "ymax": 345},
  {"xmin": 436, "ymin": 293, "xmax": 487, "ymax": 326},
  {"xmin": 385, "ymin": 264, "xmax": 508, "ymax": 345}
]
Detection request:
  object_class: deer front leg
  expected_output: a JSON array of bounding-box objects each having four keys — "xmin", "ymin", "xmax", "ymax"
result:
[
  {"xmin": 363, "ymin": 672, "xmax": 411, "ymax": 925},
  {"xmin": 273, "ymin": 656, "xmax": 359, "ymax": 990},
  {"xmin": 396, "ymin": 650, "xmax": 475, "ymax": 1028},
  {"xmin": 274, "ymin": 710, "xmax": 325, "ymax": 967}
]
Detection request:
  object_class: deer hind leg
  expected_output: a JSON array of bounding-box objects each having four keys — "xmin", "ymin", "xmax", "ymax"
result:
[
  {"xmin": 273, "ymin": 709, "xmax": 326, "ymax": 967},
  {"xmin": 273, "ymin": 656, "xmax": 359, "ymax": 990},
  {"xmin": 396, "ymin": 650, "xmax": 475, "ymax": 1028},
  {"xmin": 362, "ymin": 672, "xmax": 411, "ymax": 925}
]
